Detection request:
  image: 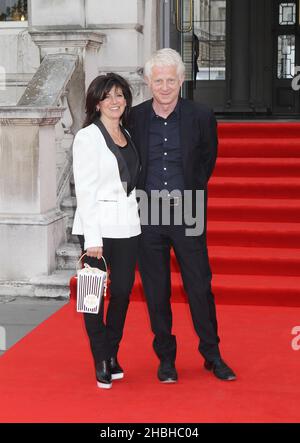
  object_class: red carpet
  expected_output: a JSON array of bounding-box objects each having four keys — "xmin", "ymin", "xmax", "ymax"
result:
[
  {"xmin": 1, "ymin": 122, "xmax": 300, "ymax": 423},
  {"xmin": 0, "ymin": 299, "xmax": 299, "ymax": 423},
  {"xmin": 207, "ymin": 122, "xmax": 300, "ymax": 306},
  {"xmin": 131, "ymin": 122, "xmax": 300, "ymax": 306}
]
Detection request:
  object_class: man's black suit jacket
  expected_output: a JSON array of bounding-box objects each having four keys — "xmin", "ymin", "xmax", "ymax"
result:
[{"xmin": 128, "ymin": 98, "xmax": 218, "ymax": 195}]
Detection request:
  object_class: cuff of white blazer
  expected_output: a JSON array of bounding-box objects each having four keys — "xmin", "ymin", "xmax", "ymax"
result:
[{"xmin": 84, "ymin": 236, "xmax": 103, "ymax": 250}]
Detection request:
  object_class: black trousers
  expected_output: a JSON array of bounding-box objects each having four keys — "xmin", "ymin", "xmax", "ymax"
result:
[
  {"xmin": 79, "ymin": 235, "xmax": 139, "ymax": 364},
  {"xmin": 138, "ymin": 218, "xmax": 221, "ymax": 363}
]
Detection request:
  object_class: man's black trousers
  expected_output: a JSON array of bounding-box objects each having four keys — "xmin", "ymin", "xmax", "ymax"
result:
[{"xmin": 138, "ymin": 221, "xmax": 221, "ymax": 363}]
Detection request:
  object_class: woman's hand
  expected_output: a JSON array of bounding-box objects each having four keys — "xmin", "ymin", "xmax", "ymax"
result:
[{"xmin": 86, "ymin": 247, "xmax": 103, "ymax": 260}]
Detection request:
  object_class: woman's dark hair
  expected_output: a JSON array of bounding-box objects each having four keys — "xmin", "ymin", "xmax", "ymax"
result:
[{"xmin": 83, "ymin": 73, "xmax": 132, "ymax": 128}]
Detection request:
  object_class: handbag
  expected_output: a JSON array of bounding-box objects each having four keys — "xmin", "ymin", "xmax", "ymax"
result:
[{"xmin": 76, "ymin": 253, "xmax": 108, "ymax": 314}]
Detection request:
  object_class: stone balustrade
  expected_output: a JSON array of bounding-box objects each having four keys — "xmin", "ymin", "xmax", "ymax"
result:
[{"xmin": 0, "ymin": 107, "xmax": 66, "ymax": 280}]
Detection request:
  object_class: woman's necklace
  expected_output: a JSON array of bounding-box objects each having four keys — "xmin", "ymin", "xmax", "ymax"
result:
[
  {"xmin": 101, "ymin": 118, "xmax": 127, "ymax": 147},
  {"xmin": 111, "ymin": 127, "xmax": 126, "ymax": 147}
]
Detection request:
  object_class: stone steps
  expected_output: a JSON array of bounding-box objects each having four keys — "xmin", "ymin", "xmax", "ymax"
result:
[
  {"xmin": 56, "ymin": 242, "xmax": 81, "ymax": 270},
  {"xmin": 10, "ymin": 173, "xmax": 79, "ymax": 299},
  {"xmin": 29, "ymin": 270, "xmax": 75, "ymax": 298},
  {"xmin": 2, "ymin": 167, "xmax": 78, "ymax": 298},
  {"xmin": 46, "ymin": 172, "xmax": 78, "ymax": 294},
  {"xmin": 0, "ymin": 270, "xmax": 75, "ymax": 299},
  {"xmin": 61, "ymin": 196, "xmax": 76, "ymax": 218}
]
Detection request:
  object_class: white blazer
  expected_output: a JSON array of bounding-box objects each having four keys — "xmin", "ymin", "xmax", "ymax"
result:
[{"xmin": 72, "ymin": 121, "xmax": 141, "ymax": 249}]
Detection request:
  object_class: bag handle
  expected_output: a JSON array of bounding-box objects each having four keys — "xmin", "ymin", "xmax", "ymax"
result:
[{"xmin": 77, "ymin": 252, "xmax": 108, "ymax": 272}]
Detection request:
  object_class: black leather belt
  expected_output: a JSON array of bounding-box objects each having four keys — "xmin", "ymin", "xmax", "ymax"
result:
[{"xmin": 149, "ymin": 196, "xmax": 181, "ymax": 206}]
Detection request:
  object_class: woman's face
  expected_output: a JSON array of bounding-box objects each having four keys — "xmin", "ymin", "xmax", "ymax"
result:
[{"xmin": 98, "ymin": 86, "xmax": 127, "ymax": 122}]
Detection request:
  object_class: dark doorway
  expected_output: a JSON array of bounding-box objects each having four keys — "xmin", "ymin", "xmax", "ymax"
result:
[{"xmin": 166, "ymin": 0, "xmax": 300, "ymax": 117}]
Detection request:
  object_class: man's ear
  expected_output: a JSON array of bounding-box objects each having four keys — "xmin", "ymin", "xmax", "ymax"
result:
[
  {"xmin": 144, "ymin": 75, "xmax": 151, "ymax": 86},
  {"xmin": 179, "ymin": 75, "xmax": 185, "ymax": 87}
]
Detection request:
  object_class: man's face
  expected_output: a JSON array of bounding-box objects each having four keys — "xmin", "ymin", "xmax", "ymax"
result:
[{"xmin": 147, "ymin": 65, "xmax": 184, "ymax": 107}]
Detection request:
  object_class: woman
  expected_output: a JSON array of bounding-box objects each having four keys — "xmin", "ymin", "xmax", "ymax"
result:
[{"xmin": 72, "ymin": 73, "xmax": 141, "ymax": 389}]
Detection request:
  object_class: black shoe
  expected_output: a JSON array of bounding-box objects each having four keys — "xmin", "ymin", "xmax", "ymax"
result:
[
  {"xmin": 158, "ymin": 361, "xmax": 178, "ymax": 383},
  {"xmin": 204, "ymin": 358, "xmax": 236, "ymax": 381},
  {"xmin": 109, "ymin": 357, "xmax": 124, "ymax": 380},
  {"xmin": 96, "ymin": 360, "xmax": 112, "ymax": 389}
]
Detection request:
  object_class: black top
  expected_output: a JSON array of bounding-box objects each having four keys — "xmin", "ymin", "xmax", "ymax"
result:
[
  {"xmin": 145, "ymin": 101, "xmax": 185, "ymax": 195},
  {"xmin": 128, "ymin": 98, "xmax": 218, "ymax": 193},
  {"xmin": 93, "ymin": 118, "xmax": 141, "ymax": 196},
  {"xmin": 116, "ymin": 142, "xmax": 137, "ymax": 186}
]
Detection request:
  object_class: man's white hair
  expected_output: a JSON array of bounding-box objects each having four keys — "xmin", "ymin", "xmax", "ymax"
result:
[{"xmin": 144, "ymin": 48, "xmax": 185, "ymax": 79}]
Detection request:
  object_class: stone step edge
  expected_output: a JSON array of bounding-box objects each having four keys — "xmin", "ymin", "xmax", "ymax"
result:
[{"xmin": 0, "ymin": 271, "xmax": 75, "ymax": 298}]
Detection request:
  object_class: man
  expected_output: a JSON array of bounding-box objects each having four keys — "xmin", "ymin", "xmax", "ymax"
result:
[
  {"xmin": 129, "ymin": 48, "xmax": 236, "ymax": 383},
  {"xmin": 193, "ymin": 33, "xmax": 200, "ymax": 84}
]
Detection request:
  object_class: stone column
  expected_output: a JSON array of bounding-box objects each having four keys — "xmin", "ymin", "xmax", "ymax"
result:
[
  {"xmin": 0, "ymin": 107, "xmax": 67, "ymax": 281},
  {"xmin": 226, "ymin": 0, "xmax": 252, "ymax": 112}
]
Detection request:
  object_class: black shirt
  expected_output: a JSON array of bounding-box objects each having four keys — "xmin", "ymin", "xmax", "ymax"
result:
[
  {"xmin": 117, "ymin": 142, "xmax": 137, "ymax": 185},
  {"xmin": 145, "ymin": 101, "xmax": 185, "ymax": 195}
]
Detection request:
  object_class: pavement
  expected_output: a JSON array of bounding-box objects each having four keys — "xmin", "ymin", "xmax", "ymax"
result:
[{"xmin": 0, "ymin": 296, "xmax": 68, "ymax": 357}]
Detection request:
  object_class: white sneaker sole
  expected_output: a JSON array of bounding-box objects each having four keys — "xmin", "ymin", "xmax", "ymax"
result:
[
  {"xmin": 97, "ymin": 381, "xmax": 112, "ymax": 389},
  {"xmin": 111, "ymin": 373, "xmax": 124, "ymax": 380}
]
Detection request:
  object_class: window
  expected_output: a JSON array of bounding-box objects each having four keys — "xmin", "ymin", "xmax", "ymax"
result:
[
  {"xmin": 279, "ymin": 2, "xmax": 296, "ymax": 25},
  {"xmin": 277, "ymin": 34, "xmax": 295, "ymax": 78},
  {"xmin": 194, "ymin": 0, "xmax": 226, "ymax": 80},
  {"xmin": 276, "ymin": 1, "xmax": 297, "ymax": 79},
  {"xmin": 0, "ymin": 0, "xmax": 27, "ymax": 22}
]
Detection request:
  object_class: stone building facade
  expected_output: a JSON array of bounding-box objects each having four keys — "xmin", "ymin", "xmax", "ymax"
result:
[{"xmin": 0, "ymin": 0, "xmax": 158, "ymax": 296}]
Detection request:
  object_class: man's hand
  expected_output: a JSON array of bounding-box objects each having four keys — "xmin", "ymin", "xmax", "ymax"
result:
[{"xmin": 86, "ymin": 247, "xmax": 103, "ymax": 260}]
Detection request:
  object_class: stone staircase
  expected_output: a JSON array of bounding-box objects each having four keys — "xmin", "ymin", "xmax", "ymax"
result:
[{"xmin": 29, "ymin": 174, "xmax": 80, "ymax": 299}]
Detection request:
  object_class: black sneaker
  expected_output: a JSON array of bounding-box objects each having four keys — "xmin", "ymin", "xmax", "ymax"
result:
[
  {"xmin": 157, "ymin": 361, "xmax": 178, "ymax": 383},
  {"xmin": 96, "ymin": 360, "xmax": 112, "ymax": 389},
  {"xmin": 109, "ymin": 357, "xmax": 124, "ymax": 380}
]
